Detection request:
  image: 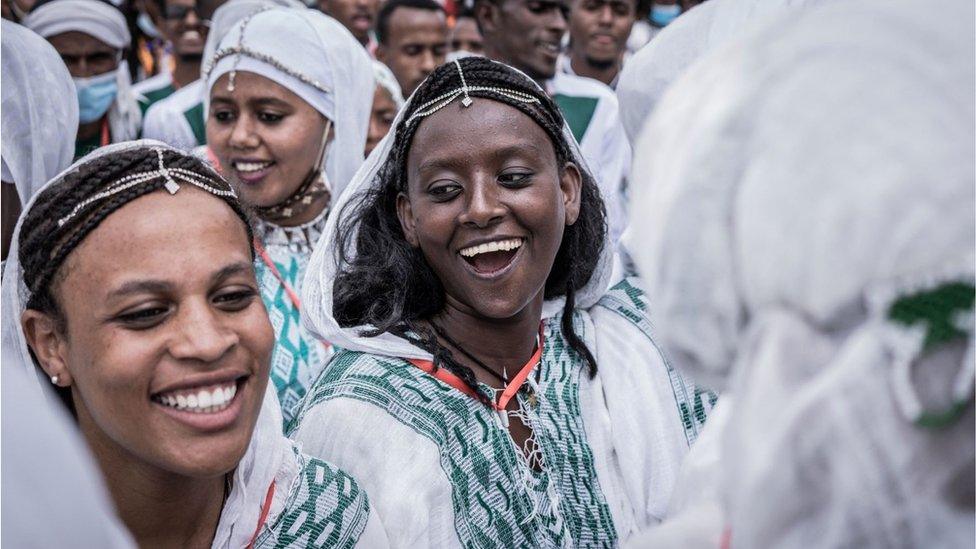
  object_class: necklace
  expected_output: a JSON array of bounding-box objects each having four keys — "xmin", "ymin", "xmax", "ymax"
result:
[
  {"xmin": 254, "ymin": 169, "xmax": 329, "ymax": 224},
  {"xmin": 429, "ymin": 321, "xmax": 508, "ymax": 384}
]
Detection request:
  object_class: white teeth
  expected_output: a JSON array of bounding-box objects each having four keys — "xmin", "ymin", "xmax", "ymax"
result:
[
  {"xmin": 459, "ymin": 238, "xmax": 523, "ymax": 258},
  {"xmin": 234, "ymin": 161, "xmax": 272, "ymax": 173},
  {"xmin": 156, "ymin": 382, "xmax": 238, "ymax": 414}
]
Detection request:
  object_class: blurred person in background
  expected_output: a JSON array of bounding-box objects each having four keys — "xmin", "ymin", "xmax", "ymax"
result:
[
  {"xmin": 448, "ymin": 6, "xmax": 482, "ymax": 55},
  {"xmin": 561, "ymin": 0, "xmax": 635, "ymax": 88},
  {"xmin": 142, "ymin": 0, "xmax": 304, "ymax": 151},
  {"xmin": 375, "ymin": 0, "xmax": 448, "ymax": 96},
  {"xmin": 24, "ymin": 0, "xmax": 142, "ymax": 158},
  {"xmin": 474, "ymin": 0, "xmax": 630, "ymax": 249},
  {"xmin": 1, "ymin": 0, "xmax": 34, "ymax": 21},
  {"xmin": 365, "ymin": 60, "xmax": 404, "ymax": 157},
  {"xmin": 319, "ymin": 0, "xmax": 378, "ymax": 50}
]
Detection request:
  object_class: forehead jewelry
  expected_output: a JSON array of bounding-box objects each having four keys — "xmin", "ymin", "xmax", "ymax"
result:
[
  {"xmin": 404, "ymin": 59, "xmax": 541, "ymax": 126},
  {"xmin": 202, "ymin": 8, "xmax": 331, "ymax": 95},
  {"xmin": 56, "ymin": 149, "xmax": 237, "ymax": 228}
]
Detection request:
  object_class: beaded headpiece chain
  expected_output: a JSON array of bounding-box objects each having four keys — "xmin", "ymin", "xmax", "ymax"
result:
[
  {"xmin": 404, "ymin": 60, "xmax": 540, "ymax": 126},
  {"xmin": 202, "ymin": 7, "xmax": 331, "ymax": 94},
  {"xmin": 56, "ymin": 149, "xmax": 237, "ymax": 228}
]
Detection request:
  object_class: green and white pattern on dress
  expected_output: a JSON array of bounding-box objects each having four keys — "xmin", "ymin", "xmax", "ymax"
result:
[
  {"xmin": 291, "ymin": 314, "xmax": 618, "ymax": 548},
  {"xmin": 596, "ymin": 278, "xmax": 718, "ymax": 445},
  {"xmin": 253, "ymin": 448, "xmax": 371, "ymax": 548},
  {"xmin": 256, "ymin": 211, "xmax": 331, "ymax": 427}
]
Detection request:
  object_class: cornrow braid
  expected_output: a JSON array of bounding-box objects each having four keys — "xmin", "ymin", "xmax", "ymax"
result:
[
  {"xmin": 334, "ymin": 56, "xmax": 608, "ymax": 402},
  {"xmin": 18, "ymin": 146, "xmax": 255, "ymax": 409}
]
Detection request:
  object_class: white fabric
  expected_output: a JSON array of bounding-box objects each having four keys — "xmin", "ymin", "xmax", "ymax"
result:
[
  {"xmin": 205, "ymin": 9, "xmax": 374, "ymax": 197},
  {"xmin": 132, "ymin": 70, "xmax": 174, "ymax": 103},
  {"xmin": 0, "ymin": 21, "xmax": 78, "ymax": 203},
  {"xmin": 24, "ymin": 0, "xmax": 141, "ymax": 143},
  {"xmin": 301, "ymin": 59, "xmax": 614, "ymax": 362},
  {"xmin": 142, "ymin": 80, "xmax": 206, "ymax": 150},
  {"xmin": 615, "ymin": 0, "xmax": 828, "ymax": 146},
  {"xmin": 1, "ymin": 348, "xmax": 136, "ymax": 549},
  {"xmin": 372, "ymin": 60, "xmax": 405, "ymax": 109},
  {"xmin": 292, "ymin": 306, "xmax": 692, "ymax": 547},
  {"xmin": 0, "ymin": 139, "xmax": 375, "ymax": 548},
  {"xmin": 628, "ymin": 0, "xmax": 975, "ymax": 545},
  {"xmin": 548, "ymin": 72, "xmax": 630, "ymax": 248},
  {"xmin": 201, "ymin": 0, "xmax": 306, "ymax": 80}
]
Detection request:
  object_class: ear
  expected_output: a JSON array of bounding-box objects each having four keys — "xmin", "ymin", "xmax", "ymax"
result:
[
  {"xmin": 474, "ymin": 0, "xmax": 501, "ymax": 36},
  {"xmin": 396, "ymin": 192, "xmax": 420, "ymax": 247},
  {"xmin": 560, "ymin": 161, "xmax": 583, "ymax": 226},
  {"xmin": 21, "ymin": 310, "xmax": 73, "ymax": 388}
]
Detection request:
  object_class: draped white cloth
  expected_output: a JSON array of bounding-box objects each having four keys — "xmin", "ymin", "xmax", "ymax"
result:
[
  {"xmin": 615, "ymin": 0, "xmax": 829, "ymax": 146},
  {"xmin": 626, "ymin": 0, "xmax": 975, "ymax": 546},
  {"xmin": 0, "ymin": 21, "xmax": 78, "ymax": 203},
  {"xmin": 23, "ymin": 0, "xmax": 141, "ymax": 143},
  {"xmin": 372, "ymin": 59, "xmax": 405, "ymax": 109},
  {"xmin": 205, "ymin": 8, "xmax": 374, "ymax": 197}
]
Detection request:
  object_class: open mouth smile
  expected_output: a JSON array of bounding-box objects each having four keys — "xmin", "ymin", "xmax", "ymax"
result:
[
  {"xmin": 151, "ymin": 375, "xmax": 249, "ymax": 431},
  {"xmin": 459, "ymin": 238, "xmax": 524, "ymax": 277}
]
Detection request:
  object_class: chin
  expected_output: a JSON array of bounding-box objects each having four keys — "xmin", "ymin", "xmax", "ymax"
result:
[{"xmin": 162, "ymin": 438, "xmax": 249, "ymax": 479}]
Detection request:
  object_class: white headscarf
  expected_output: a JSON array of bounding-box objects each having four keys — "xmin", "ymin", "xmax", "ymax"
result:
[
  {"xmin": 23, "ymin": 0, "xmax": 141, "ymax": 143},
  {"xmin": 0, "ymin": 139, "xmax": 295, "ymax": 548},
  {"xmin": 205, "ymin": 8, "xmax": 374, "ymax": 197},
  {"xmin": 372, "ymin": 60, "xmax": 405, "ymax": 109},
  {"xmin": 627, "ymin": 0, "xmax": 974, "ymax": 546},
  {"xmin": 200, "ymin": 0, "xmax": 306, "ymax": 80},
  {"xmin": 301, "ymin": 58, "xmax": 615, "ymax": 361},
  {"xmin": 1, "ymin": 21, "xmax": 78, "ymax": 204},
  {"xmin": 615, "ymin": 0, "xmax": 828, "ymax": 146}
]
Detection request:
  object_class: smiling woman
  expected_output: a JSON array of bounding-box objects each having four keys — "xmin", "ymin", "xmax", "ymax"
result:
[
  {"xmin": 204, "ymin": 7, "xmax": 374, "ymax": 425},
  {"xmin": 2, "ymin": 142, "xmax": 387, "ymax": 548},
  {"xmin": 290, "ymin": 56, "xmax": 716, "ymax": 547}
]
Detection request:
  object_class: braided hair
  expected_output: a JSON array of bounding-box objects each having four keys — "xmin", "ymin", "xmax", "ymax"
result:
[
  {"xmin": 18, "ymin": 145, "xmax": 254, "ymax": 410},
  {"xmin": 334, "ymin": 57, "xmax": 607, "ymax": 403}
]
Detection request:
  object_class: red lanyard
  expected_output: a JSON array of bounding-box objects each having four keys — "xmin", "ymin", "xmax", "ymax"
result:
[
  {"xmin": 245, "ymin": 481, "xmax": 276, "ymax": 549},
  {"xmin": 408, "ymin": 324, "xmax": 544, "ymax": 411},
  {"xmin": 99, "ymin": 119, "xmax": 110, "ymax": 147},
  {"xmin": 254, "ymin": 238, "xmax": 302, "ymax": 312}
]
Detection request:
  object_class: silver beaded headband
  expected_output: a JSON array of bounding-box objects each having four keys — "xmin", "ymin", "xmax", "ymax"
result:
[
  {"xmin": 404, "ymin": 60, "xmax": 540, "ymax": 126},
  {"xmin": 203, "ymin": 8, "xmax": 331, "ymax": 94},
  {"xmin": 56, "ymin": 149, "xmax": 237, "ymax": 228}
]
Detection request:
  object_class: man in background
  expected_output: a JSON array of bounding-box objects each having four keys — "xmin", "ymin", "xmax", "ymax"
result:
[
  {"xmin": 376, "ymin": 0, "xmax": 448, "ymax": 96},
  {"xmin": 319, "ymin": 0, "xmax": 379, "ymax": 49},
  {"xmin": 449, "ymin": 6, "xmax": 483, "ymax": 55},
  {"xmin": 563, "ymin": 0, "xmax": 635, "ymax": 88}
]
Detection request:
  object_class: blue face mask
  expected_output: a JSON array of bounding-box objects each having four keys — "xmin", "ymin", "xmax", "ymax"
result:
[
  {"xmin": 650, "ymin": 3, "xmax": 682, "ymax": 27},
  {"xmin": 74, "ymin": 71, "xmax": 118, "ymax": 124}
]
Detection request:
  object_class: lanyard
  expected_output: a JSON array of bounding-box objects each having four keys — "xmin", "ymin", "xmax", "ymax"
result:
[
  {"xmin": 99, "ymin": 119, "xmax": 110, "ymax": 147},
  {"xmin": 254, "ymin": 239, "xmax": 302, "ymax": 312},
  {"xmin": 245, "ymin": 481, "xmax": 276, "ymax": 549},
  {"xmin": 408, "ymin": 324, "xmax": 544, "ymax": 411}
]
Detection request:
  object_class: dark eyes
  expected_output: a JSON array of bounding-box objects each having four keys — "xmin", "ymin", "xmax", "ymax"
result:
[
  {"xmin": 210, "ymin": 110, "xmax": 284, "ymax": 124},
  {"xmin": 498, "ymin": 172, "xmax": 533, "ymax": 186},
  {"xmin": 115, "ymin": 289, "xmax": 258, "ymax": 330},
  {"xmin": 426, "ymin": 172, "xmax": 533, "ymax": 202}
]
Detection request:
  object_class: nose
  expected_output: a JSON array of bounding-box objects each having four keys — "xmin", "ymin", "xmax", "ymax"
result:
[
  {"xmin": 548, "ymin": 6, "xmax": 567, "ymax": 33},
  {"xmin": 184, "ymin": 8, "xmax": 200, "ymax": 26},
  {"xmin": 459, "ymin": 179, "xmax": 506, "ymax": 228},
  {"xmin": 419, "ymin": 48, "xmax": 438, "ymax": 74},
  {"xmin": 228, "ymin": 114, "xmax": 259, "ymax": 150},
  {"xmin": 597, "ymin": 5, "xmax": 613, "ymax": 24},
  {"xmin": 168, "ymin": 300, "xmax": 238, "ymax": 363}
]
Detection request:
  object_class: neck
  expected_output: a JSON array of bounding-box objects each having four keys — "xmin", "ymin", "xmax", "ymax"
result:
[
  {"xmin": 78, "ymin": 117, "xmax": 104, "ymax": 141},
  {"xmin": 432, "ymin": 291, "xmax": 544, "ymax": 385},
  {"xmin": 172, "ymin": 57, "xmax": 201, "ymax": 88},
  {"xmin": 484, "ymin": 43, "xmax": 548, "ymax": 89},
  {"xmin": 76, "ymin": 407, "xmax": 226, "ymax": 548},
  {"xmin": 570, "ymin": 50, "xmax": 620, "ymax": 87}
]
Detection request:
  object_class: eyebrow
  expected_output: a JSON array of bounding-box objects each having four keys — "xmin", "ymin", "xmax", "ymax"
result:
[
  {"xmin": 105, "ymin": 262, "xmax": 253, "ymax": 299},
  {"xmin": 416, "ymin": 142, "xmax": 550, "ymax": 174}
]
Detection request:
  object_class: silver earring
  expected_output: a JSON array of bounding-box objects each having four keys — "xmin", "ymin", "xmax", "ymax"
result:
[{"xmin": 50, "ymin": 374, "xmax": 60, "ymax": 385}]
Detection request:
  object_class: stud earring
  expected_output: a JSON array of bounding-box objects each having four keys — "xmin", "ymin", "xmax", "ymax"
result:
[{"xmin": 50, "ymin": 374, "xmax": 60, "ymax": 385}]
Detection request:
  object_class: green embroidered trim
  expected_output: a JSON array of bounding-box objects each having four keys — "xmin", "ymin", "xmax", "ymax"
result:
[
  {"xmin": 255, "ymin": 449, "xmax": 370, "ymax": 548},
  {"xmin": 553, "ymin": 94, "xmax": 599, "ymax": 143},
  {"xmin": 596, "ymin": 278, "xmax": 717, "ymax": 445},
  {"xmin": 291, "ymin": 319, "xmax": 617, "ymax": 548},
  {"xmin": 184, "ymin": 102, "xmax": 207, "ymax": 146},
  {"xmin": 887, "ymin": 281, "xmax": 975, "ymax": 428}
]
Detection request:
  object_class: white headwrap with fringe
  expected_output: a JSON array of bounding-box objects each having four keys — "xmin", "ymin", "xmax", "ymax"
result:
[
  {"xmin": 0, "ymin": 140, "xmax": 295, "ymax": 548},
  {"xmin": 1, "ymin": 21, "xmax": 78, "ymax": 203},
  {"xmin": 626, "ymin": 0, "xmax": 975, "ymax": 546},
  {"xmin": 24, "ymin": 0, "xmax": 141, "ymax": 143},
  {"xmin": 204, "ymin": 8, "xmax": 374, "ymax": 198},
  {"xmin": 301, "ymin": 58, "xmax": 614, "ymax": 361}
]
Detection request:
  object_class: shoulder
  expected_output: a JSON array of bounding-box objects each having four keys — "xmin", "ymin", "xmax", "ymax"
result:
[
  {"xmin": 258, "ymin": 446, "xmax": 373, "ymax": 548},
  {"xmin": 133, "ymin": 72, "xmax": 176, "ymax": 111},
  {"xmin": 144, "ymin": 80, "xmax": 204, "ymax": 120},
  {"xmin": 551, "ymin": 72, "xmax": 619, "ymax": 105}
]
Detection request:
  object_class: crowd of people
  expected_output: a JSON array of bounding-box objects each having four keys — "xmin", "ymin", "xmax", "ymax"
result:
[{"xmin": 0, "ymin": 0, "xmax": 973, "ymax": 547}]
